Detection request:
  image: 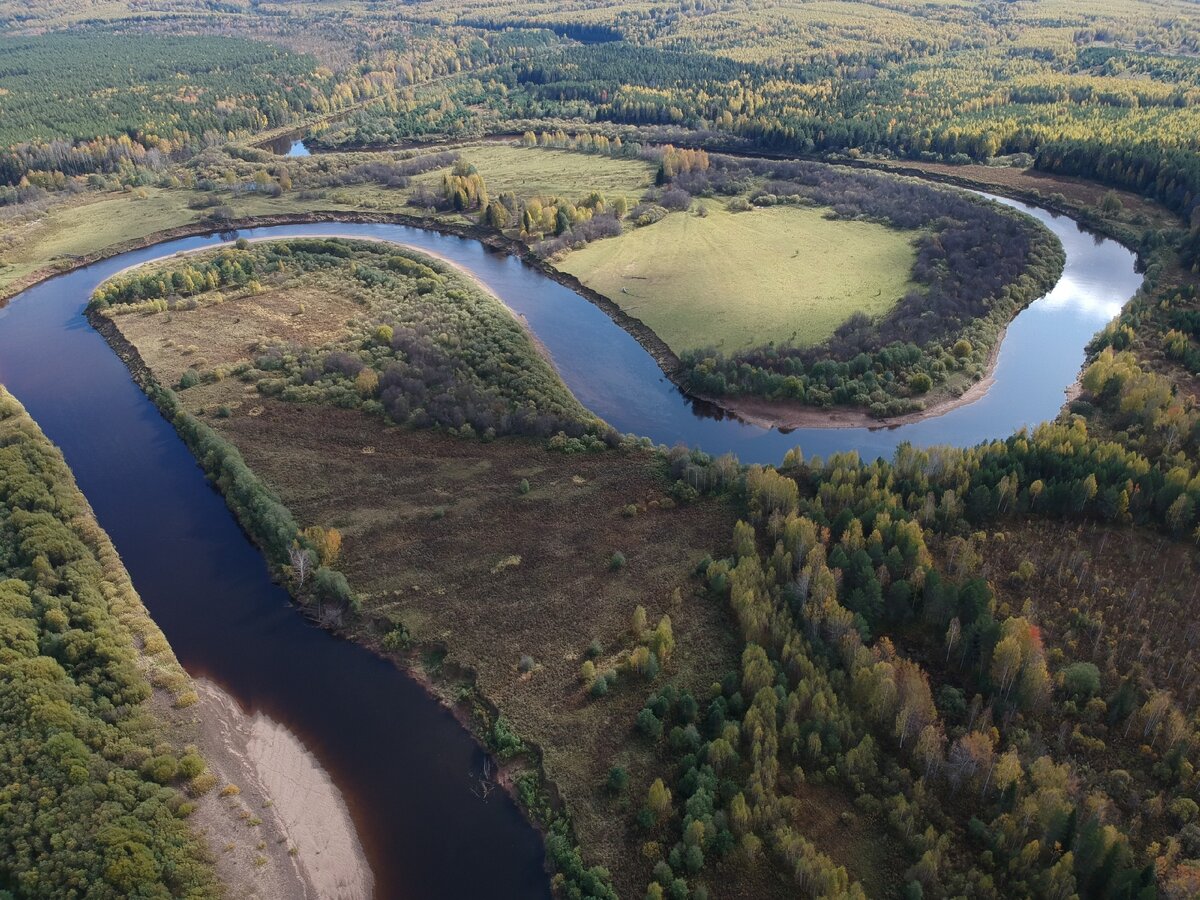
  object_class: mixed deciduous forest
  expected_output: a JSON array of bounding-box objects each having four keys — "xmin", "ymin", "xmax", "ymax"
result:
[
  {"xmin": 3, "ymin": 0, "xmax": 1200, "ymax": 898},
  {"xmin": 0, "ymin": 389, "xmax": 219, "ymax": 898}
]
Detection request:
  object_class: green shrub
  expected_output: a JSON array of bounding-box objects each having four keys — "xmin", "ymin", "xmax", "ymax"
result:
[
  {"xmin": 141, "ymin": 754, "xmax": 179, "ymax": 784},
  {"xmin": 178, "ymin": 753, "xmax": 206, "ymax": 779},
  {"xmin": 908, "ymin": 372, "xmax": 933, "ymax": 394},
  {"xmin": 1062, "ymin": 662, "xmax": 1102, "ymax": 700},
  {"xmin": 314, "ymin": 566, "xmax": 356, "ymax": 611},
  {"xmin": 491, "ymin": 717, "xmax": 525, "ymax": 758}
]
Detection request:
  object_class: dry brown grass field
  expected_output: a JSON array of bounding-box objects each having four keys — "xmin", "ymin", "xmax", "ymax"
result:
[{"xmin": 209, "ymin": 400, "xmax": 741, "ymax": 894}]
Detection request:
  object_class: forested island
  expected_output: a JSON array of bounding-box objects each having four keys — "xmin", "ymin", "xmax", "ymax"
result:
[{"xmin": 2, "ymin": 1, "xmax": 1200, "ymax": 898}]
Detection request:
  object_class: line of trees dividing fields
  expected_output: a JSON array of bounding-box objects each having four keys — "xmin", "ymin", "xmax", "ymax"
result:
[{"xmin": 0, "ymin": 388, "xmax": 220, "ymax": 898}]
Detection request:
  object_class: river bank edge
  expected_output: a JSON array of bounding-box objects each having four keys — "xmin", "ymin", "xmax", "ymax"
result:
[
  {"xmin": 2, "ymin": 166, "xmax": 1098, "ymax": 434},
  {"xmin": 0, "ymin": 386, "xmax": 362, "ymax": 900},
  {"xmin": 190, "ymin": 678, "xmax": 374, "ymax": 900},
  {"xmin": 5, "ymin": 165, "xmax": 1144, "ymax": 899},
  {"xmin": 88, "ymin": 305, "xmax": 577, "ymax": 894}
]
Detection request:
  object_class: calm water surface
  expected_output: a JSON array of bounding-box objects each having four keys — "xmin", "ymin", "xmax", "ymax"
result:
[
  {"xmin": 0, "ymin": 190, "xmax": 1138, "ymax": 897},
  {"xmin": 0, "ymin": 236, "xmax": 549, "ymax": 899},
  {"xmin": 264, "ymin": 134, "xmax": 312, "ymax": 156}
]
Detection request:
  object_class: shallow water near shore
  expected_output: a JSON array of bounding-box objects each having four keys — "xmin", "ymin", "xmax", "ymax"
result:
[{"xmin": 0, "ymin": 191, "xmax": 1138, "ymax": 897}]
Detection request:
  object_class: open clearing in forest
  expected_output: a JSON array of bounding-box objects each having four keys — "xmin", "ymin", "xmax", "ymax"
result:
[
  {"xmin": 557, "ymin": 201, "xmax": 919, "ymax": 354},
  {"xmin": 417, "ymin": 142, "xmax": 656, "ymax": 204}
]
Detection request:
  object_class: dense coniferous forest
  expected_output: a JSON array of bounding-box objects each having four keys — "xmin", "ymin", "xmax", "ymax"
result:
[{"xmin": 0, "ymin": 33, "xmax": 352, "ymax": 193}]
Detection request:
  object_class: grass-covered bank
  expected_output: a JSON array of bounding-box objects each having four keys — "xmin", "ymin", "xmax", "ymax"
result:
[
  {"xmin": 0, "ymin": 387, "xmax": 220, "ymax": 897},
  {"xmin": 1, "ymin": 140, "xmax": 1078, "ymax": 430},
  {"xmin": 646, "ymin": 156, "xmax": 1066, "ymax": 418}
]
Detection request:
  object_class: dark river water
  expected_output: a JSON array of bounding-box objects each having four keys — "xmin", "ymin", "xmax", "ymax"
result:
[{"xmin": 0, "ymin": 191, "xmax": 1138, "ymax": 898}]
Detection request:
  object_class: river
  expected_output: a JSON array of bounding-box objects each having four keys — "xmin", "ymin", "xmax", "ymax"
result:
[{"xmin": 0, "ymin": 191, "xmax": 1139, "ymax": 897}]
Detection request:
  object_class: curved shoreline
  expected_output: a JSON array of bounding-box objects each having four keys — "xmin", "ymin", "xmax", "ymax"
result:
[
  {"xmin": 192, "ymin": 679, "xmax": 373, "ymax": 900},
  {"xmin": 86, "ymin": 277, "xmax": 566, "ymax": 898},
  {"xmin": 101, "ymin": 214, "xmax": 1016, "ymax": 436},
  {"xmin": 708, "ymin": 324, "xmax": 1007, "ymax": 431},
  {"xmin": 2, "ymin": 192, "xmax": 1077, "ymax": 434},
  {"xmin": 98, "ymin": 233, "xmax": 569, "ymax": 376},
  {"xmin": 0, "ymin": 170, "xmax": 1138, "ymax": 900}
]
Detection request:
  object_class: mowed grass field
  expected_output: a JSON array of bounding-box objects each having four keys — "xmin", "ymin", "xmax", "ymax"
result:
[
  {"xmin": 558, "ymin": 202, "xmax": 919, "ymax": 353},
  {"xmin": 414, "ymin": 142, "xmax": 656, "ymax": 203},
  {"xmin": 0, "ymin": 190, "xmax": 199, "ymax": 293}
]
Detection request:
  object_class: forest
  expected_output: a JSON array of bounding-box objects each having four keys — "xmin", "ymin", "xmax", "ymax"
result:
[
  {"xmin": 3, "ymin": 0, "xmax": 1200, "ymax": 898},
  {"xmin": 587, "ymin": 339, "xmax": 1200, "ymax": 898},
  {"xmin": 0, "ymin": 32, "xmax": 350, "ymax": 195},
  {"xmin": 0, "ymin": 389, "xmax": 219, "ymax": 898}
]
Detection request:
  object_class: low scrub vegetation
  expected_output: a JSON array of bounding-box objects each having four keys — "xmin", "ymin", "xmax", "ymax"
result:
[{"xmin": 96, "ymin": 238, "xmax": 603, "ymax": 440}]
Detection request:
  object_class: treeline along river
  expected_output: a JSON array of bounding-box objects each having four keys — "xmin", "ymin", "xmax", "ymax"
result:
[{"xmin": 0, "ymin": 193, "xmax": 1138, "ymax": 896}]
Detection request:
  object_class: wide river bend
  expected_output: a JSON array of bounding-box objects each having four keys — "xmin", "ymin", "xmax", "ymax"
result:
[{"xmin": 0, "ymin": 193, "xmax": 1139, "ymax": 897}]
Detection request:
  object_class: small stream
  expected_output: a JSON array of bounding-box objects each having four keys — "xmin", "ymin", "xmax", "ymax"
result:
[{"xmin": 0, "ymin": 188, "xmax": 1139, "ymax": 898}]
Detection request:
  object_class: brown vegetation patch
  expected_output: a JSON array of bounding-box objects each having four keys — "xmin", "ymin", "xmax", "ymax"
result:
[
  {"xmin": 787, "ymin": 782, "xmax": 905, "ymax": 897},
  {"xmin": 108, "ymin": 284, "xmax": 360, "ymax": 387},
  {"xmin": 208, "ymin": 399, "xmax": 742, "ymax": 895},
  {"xmin": 972, "ymin": 522, "xmax": 1200, "ymax": 708}
]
